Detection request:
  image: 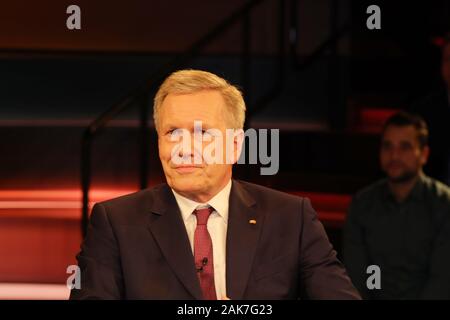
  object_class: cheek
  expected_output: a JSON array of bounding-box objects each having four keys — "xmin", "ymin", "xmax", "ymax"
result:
[
  {"xmin": 158, "ymin": 140, "xmax": 173, "ymax": 160},
  {"xmin": 414, "ymin": 153, "xmax": 425, "ymax": 166},
  {"xmin": 206, "ymin": 163, "xmax": 227, "ymax": 178},
  {"xmin": 401, "ymin": 154, "xmax": 420, "ymax": 168}
]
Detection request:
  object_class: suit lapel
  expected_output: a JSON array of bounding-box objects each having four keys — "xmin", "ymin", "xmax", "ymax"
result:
[
  {"xmin": 226, "ymin": 180, "xmax": 263, "ymax": 300},
  {"xmin": 147, "ymin": 185, "xmax": 203, "ymax": 300}
]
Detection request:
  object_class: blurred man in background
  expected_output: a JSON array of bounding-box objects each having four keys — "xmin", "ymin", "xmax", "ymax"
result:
[{"xmin": 344, "ymin": 112, "xmax": 450, "ymax": 299}]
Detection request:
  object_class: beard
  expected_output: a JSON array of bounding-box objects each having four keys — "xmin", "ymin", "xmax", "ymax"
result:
[{"xmin": 386, "ymin": 169, "xmax": 418, "ymax": 184}]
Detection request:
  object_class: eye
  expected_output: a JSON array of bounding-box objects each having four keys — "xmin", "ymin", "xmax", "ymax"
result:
[
  {"xmin": 193, "ymin": 128, "xmax": 209, "ymax": 135},
  {"xmin": 202, "ymin": 130, "xmax": 215, "ymax": 138},
  {"xmin": 166, "ymin": 129, "xmax": 183, "ymax": 139},
  {"xmin": 400, "ymin": 143, "xmax": 413, "ymax": 151}
]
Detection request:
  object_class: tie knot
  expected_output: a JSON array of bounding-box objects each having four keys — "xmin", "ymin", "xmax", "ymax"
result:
[{"xmin": 194, "ymin": 206, "xmax": 214, "ymax": 225}]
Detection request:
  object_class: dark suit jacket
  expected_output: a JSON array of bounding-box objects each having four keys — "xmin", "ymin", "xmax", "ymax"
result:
[{"xmin": 70, "ymin": 180, "xmax": 360, "ymax": 300}]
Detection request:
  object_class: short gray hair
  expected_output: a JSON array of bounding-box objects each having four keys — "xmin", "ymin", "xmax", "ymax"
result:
[{"xmin": 153, "ymin": 69, "xmax": 246, "ymax": 131}]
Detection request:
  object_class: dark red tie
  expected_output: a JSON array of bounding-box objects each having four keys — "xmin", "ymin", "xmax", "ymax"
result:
[{"xmin": 193, "ymin": 206, "xmax": 217, "ymax": 300}]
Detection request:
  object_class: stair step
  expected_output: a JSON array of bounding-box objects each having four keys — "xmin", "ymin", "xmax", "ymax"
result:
[{"xmin": 0, "ymin": 283, "xmax": 70, "ymax": 300}]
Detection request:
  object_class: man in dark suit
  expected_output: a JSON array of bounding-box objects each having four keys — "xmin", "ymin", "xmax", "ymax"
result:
[{"xmin": 70, "ymin": 70, "xmax": 360, "ymax": 300}]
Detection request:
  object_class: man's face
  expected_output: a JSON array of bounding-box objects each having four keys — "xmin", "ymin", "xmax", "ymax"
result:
[
  {"xmin": 380, "ymin": 125, "xmax": 429, "ymax": 183},
  {"xmin": 442, "ymin": 42, "xmax": 450, "ymax": 90},
  {"xmin": 157, "ymin": 90, "xmax": 242, "ymax": 202}
]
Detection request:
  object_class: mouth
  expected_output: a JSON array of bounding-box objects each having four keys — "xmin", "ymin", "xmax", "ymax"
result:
[
  {"xmin": 387, "ymin": 163, "xmax": 404, "ymax": 170},
  {"xmin": 173, "ymin": 165, "xmax": 203, "ymax": 174}
]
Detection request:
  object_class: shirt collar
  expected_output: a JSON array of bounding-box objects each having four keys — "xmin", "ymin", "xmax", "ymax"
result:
[
  {"xmin": 171, "ymin": 179, "xmax": 232, "ymax": 223},
  {"xmin": 409, "ymin": 173, "xmax": 426, "ymax": 201}
]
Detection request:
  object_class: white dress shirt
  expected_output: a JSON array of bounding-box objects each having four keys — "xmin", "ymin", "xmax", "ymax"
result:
[{"xmin": 171, "ymin": 179, "xmax": 231, "ymax": 300}]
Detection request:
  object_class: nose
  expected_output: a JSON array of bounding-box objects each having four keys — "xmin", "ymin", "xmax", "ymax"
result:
[
  {"xmin": 391, "ymin": 146, "xmax": 406, "ymax": 161},
  {"xmin": 175, "ymin": 132, "xmax": 203, "ymax": 164}
]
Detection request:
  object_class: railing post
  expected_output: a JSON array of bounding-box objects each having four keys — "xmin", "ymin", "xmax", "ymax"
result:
[
  {"xmin": 246, "ymin": 0, "xmax": 286, "ymax": 121},
  {"xmin": 81, "ymin": 130, "xmax": 91, "ymax": 238},
  {"xmin": 242, "ymin": 6, "xmax": 251, "ymax": 118},
  {"xmin": 139, "ymin": 92, "xmax": 149, "ymax": 190},
  {"xmin": 289, "ymin": 0, "xmax": 298, "ymax": 67},
  {"xmin": 278, "ymin": 0, "xmax": 286, "ymax": 89},
  {"xmin": 328, "ymin": 0, "xmax": 344, "ymax": 130},
  {"xmin": 79, "ymin": 0, "xmax": 268, "ymax": 237}
]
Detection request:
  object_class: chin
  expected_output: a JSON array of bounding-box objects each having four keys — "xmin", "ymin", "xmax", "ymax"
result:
[
  {"xmin": 387, "ymin": 172, "xmax": 417, "ymax": 183},
  {"xmin": 387, "ymin": 171, "xmax": 403, "ymax": 180},
  {"xmin": 171, "ymin": 179, "xmax": 204, "ymax": 192}
]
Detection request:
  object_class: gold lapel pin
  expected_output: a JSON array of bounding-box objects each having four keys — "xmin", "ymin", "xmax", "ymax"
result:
[{"xmin": 249, "ymin": 219, "xmax": 257, "ymax": 225}]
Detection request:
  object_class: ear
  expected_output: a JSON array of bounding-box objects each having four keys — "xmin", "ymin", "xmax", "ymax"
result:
[
  {"xmin": 421, "ymin": 145, "xmax": 430, "ymax": 166},
  {"xmin": 232, "ymin": 129, "xmax": 245, "ymax": 164}
]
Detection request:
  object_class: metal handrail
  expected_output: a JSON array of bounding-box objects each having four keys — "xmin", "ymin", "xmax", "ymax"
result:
[
  {"xmin": 80, "ymin": 0, "xmax": 349, "ymax": 237},
  {"xmin": 81, "ymin": 0, "xmax": 272, "ymax": 236}
]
